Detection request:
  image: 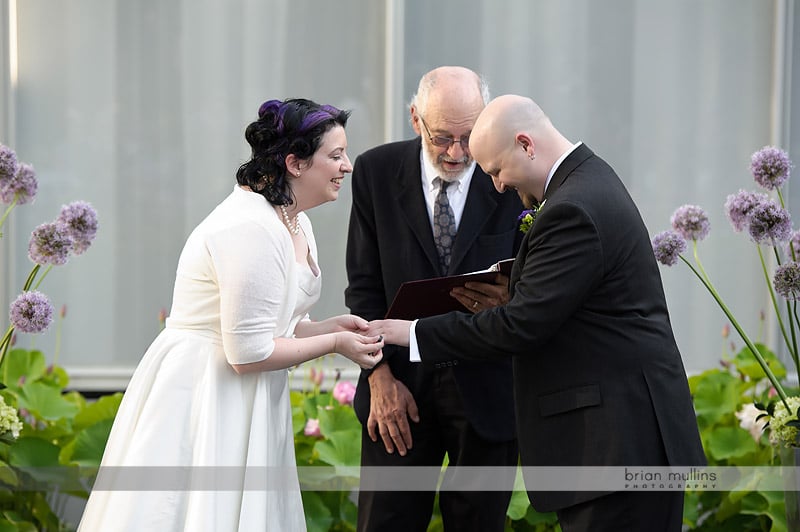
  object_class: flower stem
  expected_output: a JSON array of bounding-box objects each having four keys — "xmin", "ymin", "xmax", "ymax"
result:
[
  {"xmin": 22, "ymin": 264, "xmax": 41, "ymax": 292},
  {"xmin": 0, "ymin": 196, "xmax": 18, "ymax": 236},
  {"xmin": 679, "ymin": 254, "xmax": 790, "ymax": 408},
  {"xmin": 760, "ymin": 245, "xmax": 797, "ymax": 362},
  {"xmin": 31, "ymin": 265, "xmax": 53, "ymax": 291},
  {"xmin": 0, "ymin": 325, "xmax": 14, "ymax": 375},
  {"xmin": 777, "ymin": 188, "xmax": 787, "ymax": 210}
]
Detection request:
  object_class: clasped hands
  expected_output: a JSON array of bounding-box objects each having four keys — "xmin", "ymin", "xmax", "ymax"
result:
[
  {"xmin": 359, "ymin": 277, "xmax": 509, "ymax": 456},
  {"xmin": 365, "ymin": 274, "xmax": 510, "ymax": 348}
]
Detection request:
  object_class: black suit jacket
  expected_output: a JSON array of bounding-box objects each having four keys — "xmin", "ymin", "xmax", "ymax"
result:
[
  {"xmin": 416, "ymin": 144, "xmax": 706, "ymax": 511},
  {"xmin": 345, "ymin": 138, "xmax": 523, "ymax": 441}
]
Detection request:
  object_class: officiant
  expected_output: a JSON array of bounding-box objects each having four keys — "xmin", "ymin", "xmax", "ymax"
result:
[{"xmin": 344, "ymin": 66, "xmax": 524, "ymax": 532}]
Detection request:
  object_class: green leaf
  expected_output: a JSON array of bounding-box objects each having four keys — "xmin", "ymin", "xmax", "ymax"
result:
[
  {"xmin": 0, "ymin": 517, "xmax": 37, "ymax": 532},
  {"xmin": 73, "ymin": 392, "xmax": 122, "ymax": 431},
  {"xmin": 706, "ymin": 426, "xmax": 760, "ymax": 461},
  {"xmin": 734, "ymin": 343, "xmax": 787, "ymax": 381},
  {"xmin": 505, "ymin": 467, "xmax": 529, "ymax": 520},
  {"xmin": 1, "ymin": 349, "xmax": 47, "ymax": 391},
  {"xmin": 292, "ymin": 403, "xmax": 307, "ymax": 435},
  {"xmin": 17, "ymin": 381, "xmax": 80, "ymax": 421},
  {"xmin": 317, "ymin": 404, "xmax": 360, "ymax": 435},
  {"xmin": 0, "ymin": 462, "xmax": 17, "ymax": 487},
  {"xmin": 7, "ymin": 437, "xmax": 83, "ymax": 490},
  {"xmin": 315, "ymin": 430, "xmax": 360, "ymax": 467},
  {"xmin": 690, "ymin": 369, "xmax": 748, "ymax": 428},
  {"xmin": 8, "ymin": 437, "xmax": 60, "ymax": 468},
  {"xmin": 301, "ymin": 491, "xmax": 335, "ymax": 532},
  {"xmin": 68, "ymin": 418, "xmax": 115, "ymax": 467}
]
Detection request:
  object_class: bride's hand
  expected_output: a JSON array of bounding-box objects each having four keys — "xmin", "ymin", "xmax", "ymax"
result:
[
  {"xmin": 327, "ymin": 314, "xmax": 369, "ymax": 333},
  {"xmin": 335, "ymin": 332, "xmax": 384, "ymax": 369}
]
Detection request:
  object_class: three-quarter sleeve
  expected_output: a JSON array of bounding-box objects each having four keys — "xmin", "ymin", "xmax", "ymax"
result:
[{"xmin": 207, "ymin": 220, "xmax": 294, "ymax": 365}]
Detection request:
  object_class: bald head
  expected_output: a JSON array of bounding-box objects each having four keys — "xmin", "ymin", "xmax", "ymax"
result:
[
  {"xmin": 471, "ymin": 95, "xmax": 548, "ymax": 154},
  {"xmin": 469, "ymin": 94, "xmax": 571, "ymax": 201},
  {"xmin": 411, "ymin": 66, "xmax": 488, "ymax": 118}
]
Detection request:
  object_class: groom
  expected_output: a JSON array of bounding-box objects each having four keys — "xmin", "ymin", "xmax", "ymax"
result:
[{"xmin": 370, "ymin": 94, "xmax": 706, "ymax": 532}]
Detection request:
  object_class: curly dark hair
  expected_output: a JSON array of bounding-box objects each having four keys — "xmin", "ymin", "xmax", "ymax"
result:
[{"xmin": 236, "ymin": 98, "xmax": 350, "ymax": 205}]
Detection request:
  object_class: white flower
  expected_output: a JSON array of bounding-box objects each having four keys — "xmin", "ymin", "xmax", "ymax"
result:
[
  {"xmin": 0, "ymin": 395, "xmax": 23, "ymax": 439},
  {"xmin": 735, "ymin": 403, "xmax": 767, "ymax": 442},
  {"xmin": 768, "ymin": 395, "xmax": 800, "ymax": 447}
]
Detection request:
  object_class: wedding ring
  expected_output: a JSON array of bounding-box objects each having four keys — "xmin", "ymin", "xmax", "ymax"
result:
[{"xmin": 473, "ymin": 301, "xmax": 478, "ymax": 309}]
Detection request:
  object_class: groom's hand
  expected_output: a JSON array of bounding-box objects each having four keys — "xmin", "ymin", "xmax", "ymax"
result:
[{"xmin": 367, "ymin": 364, "xmax": 419, "ymax": 456}]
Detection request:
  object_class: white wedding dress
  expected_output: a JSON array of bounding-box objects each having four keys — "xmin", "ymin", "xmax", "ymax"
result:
[{"xmin": 78, "ymin": 186, "xmax": 319, "ymax": 532}]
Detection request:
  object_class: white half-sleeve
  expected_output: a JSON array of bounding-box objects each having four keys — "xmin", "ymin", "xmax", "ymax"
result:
[{"xmin": 206, "ymin": 221, "xmax": 291, "ymax": 365}]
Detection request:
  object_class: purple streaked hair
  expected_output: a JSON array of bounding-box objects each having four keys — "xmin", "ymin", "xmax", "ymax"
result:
[{"xmin": 237, "ymin": 98, "xmax": 350, "ymax": 206}]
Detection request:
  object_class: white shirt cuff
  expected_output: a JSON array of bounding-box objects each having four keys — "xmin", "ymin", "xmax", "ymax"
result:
[{"xmin": 409, "ymin": 319, "xmax": 421, "ymax": 362}]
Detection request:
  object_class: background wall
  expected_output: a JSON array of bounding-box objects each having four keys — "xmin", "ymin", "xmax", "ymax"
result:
[{"xmin": 0, "ymin": 0, "xmax": 797, "ymax": 390}]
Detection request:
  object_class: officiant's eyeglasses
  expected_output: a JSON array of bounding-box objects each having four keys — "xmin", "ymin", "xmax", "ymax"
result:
[{"xmin": 419, "ymin": 116, "xmax": 470, "ymax": 149}]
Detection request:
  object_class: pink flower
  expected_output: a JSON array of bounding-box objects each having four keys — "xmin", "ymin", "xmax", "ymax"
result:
[
  {"xmin": 310, "ymin": 367, "xmax": 324, "ymax": 387},
  {"xmin": 333, "ymin": 380, "xmax": 356, "ymax": 405},
  {"xmin": 769, "ymin": 387, "xmax": 778, "ymax": 399},
  {"xmin": 304, "ymin": 418, "xmax": 321, "ymax": 437}
]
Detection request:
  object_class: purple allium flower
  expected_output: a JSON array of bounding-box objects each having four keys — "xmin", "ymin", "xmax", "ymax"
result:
[
  {"xmin": 774, "ymin": 262, "xmax": 800, "ymax": 301},
  {"xmin": 724, "ymin": 189, "xmax": 769, "ymax": 233},
  {"xmin": 670, "ymin": 204, "xmax": 710, "ymax": 241},
  {"xmin": 28, "ymin": 222, "xmax": 73, "ymax": 266},
  {"xmin": 0, "ymin": 163, "xmax": 38, "ymax": 205},
  {"xmin": 9, "ymin": 290, "xmax": 54, "ymax": 333},
  {"xmin": 0, "ymin": 144, "xmax": 19, "ymax": 187},
  {"xmin": 751, "ymin": 146, "xmax": 792, "ymax": 190},
  {"xmin": 651, "ymin": 230, "xmax": 687, "ymax": 266},
  {"xmin": 57, "ymin": 201, "xmax": 98, "ymax": 255},
  {"xmin": 747, "ymin": 200, "xmax": 792, "ymax": 244}
]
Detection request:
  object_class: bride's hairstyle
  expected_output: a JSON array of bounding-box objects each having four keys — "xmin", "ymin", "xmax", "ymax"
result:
[{"xmin": 236, "ymin": 98, "xmax": 350, "ymax": 206}]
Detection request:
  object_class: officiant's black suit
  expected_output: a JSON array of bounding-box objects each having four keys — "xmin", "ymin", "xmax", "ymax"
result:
[
  {"xmin": 416, "ymin": 144, "xmax": 706, "ymax": 528},
  {"xmin": 345, "ymin": 137, "xmax": 523, "ymax": 531}
]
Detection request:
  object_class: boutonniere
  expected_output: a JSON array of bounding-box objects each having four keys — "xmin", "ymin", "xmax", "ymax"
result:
[{"xmin": 517, "ymin": 199, "xmax": 546, "ymax": 234}]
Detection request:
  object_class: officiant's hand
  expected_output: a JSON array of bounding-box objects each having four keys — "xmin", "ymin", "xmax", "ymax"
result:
[
  {"xmin": 367, "ymin": 364, "xmax": 419, "ymax": 455},
  {"xmin": 451, "ymin": 274, "xmax": 510, "ymax": 313}
]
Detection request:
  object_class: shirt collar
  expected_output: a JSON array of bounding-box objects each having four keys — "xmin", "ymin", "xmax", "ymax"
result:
[{"xmin": 544, "ymin": 141, "xmax": 583, "ymax": 196}]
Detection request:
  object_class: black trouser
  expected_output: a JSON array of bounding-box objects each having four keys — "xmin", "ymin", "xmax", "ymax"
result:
[
  {"xmin": 356, "ymin": 367, "xmax": 518, "ymax": 532},
  {"xmin": 556, "ymin": 490, "xmax": 685, "ymax": 532}
]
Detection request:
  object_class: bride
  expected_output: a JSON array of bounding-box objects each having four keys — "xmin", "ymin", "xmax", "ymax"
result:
[{"xmin": 78, "ymin": 98, "xmax": 383, "ymax": 532}]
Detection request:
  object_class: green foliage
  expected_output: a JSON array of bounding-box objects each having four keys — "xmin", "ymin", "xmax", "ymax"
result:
[
  {"xmin": 0, "ymin": 348, "xmax": 121, "ymax": 531},
  {"xmin": 290, "ymin": 386, "xmax": 561, "ymax": 531},
  {"xmin": 685, "ymin": 342, "xmax": 797, "ymax": 531},
  {"xmin": 2, "ymin": 342, "xmax": 792, "ymax": 531}
]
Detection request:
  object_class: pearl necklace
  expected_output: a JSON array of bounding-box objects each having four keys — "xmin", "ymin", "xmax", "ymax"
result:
[{"xmin": 279, "ymin": 204, "xmax": 301, "ymax": 235}]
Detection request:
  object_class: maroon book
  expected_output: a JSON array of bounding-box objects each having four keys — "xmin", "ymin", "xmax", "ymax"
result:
[{"xmin": 385, "ymin": 259, "xmax": 514, "ymax": 319}]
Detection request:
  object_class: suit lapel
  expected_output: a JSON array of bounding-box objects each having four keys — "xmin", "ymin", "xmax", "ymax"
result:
[
  {"xmin": 396, "ymin": 139, "xmax": 442, "ymax": 274},
  {"xmin": 542, "ymin": 143, "xmax": 594, "ymax": 202},
  {"xmin": 511, "ymin": 144, "xmax": 595, "ymax": 294}
]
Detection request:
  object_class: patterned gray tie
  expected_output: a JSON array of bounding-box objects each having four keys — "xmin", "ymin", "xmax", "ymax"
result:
[{"xmin": 433, "ymin": 177, "xmax": 457, "ymax": 275}]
